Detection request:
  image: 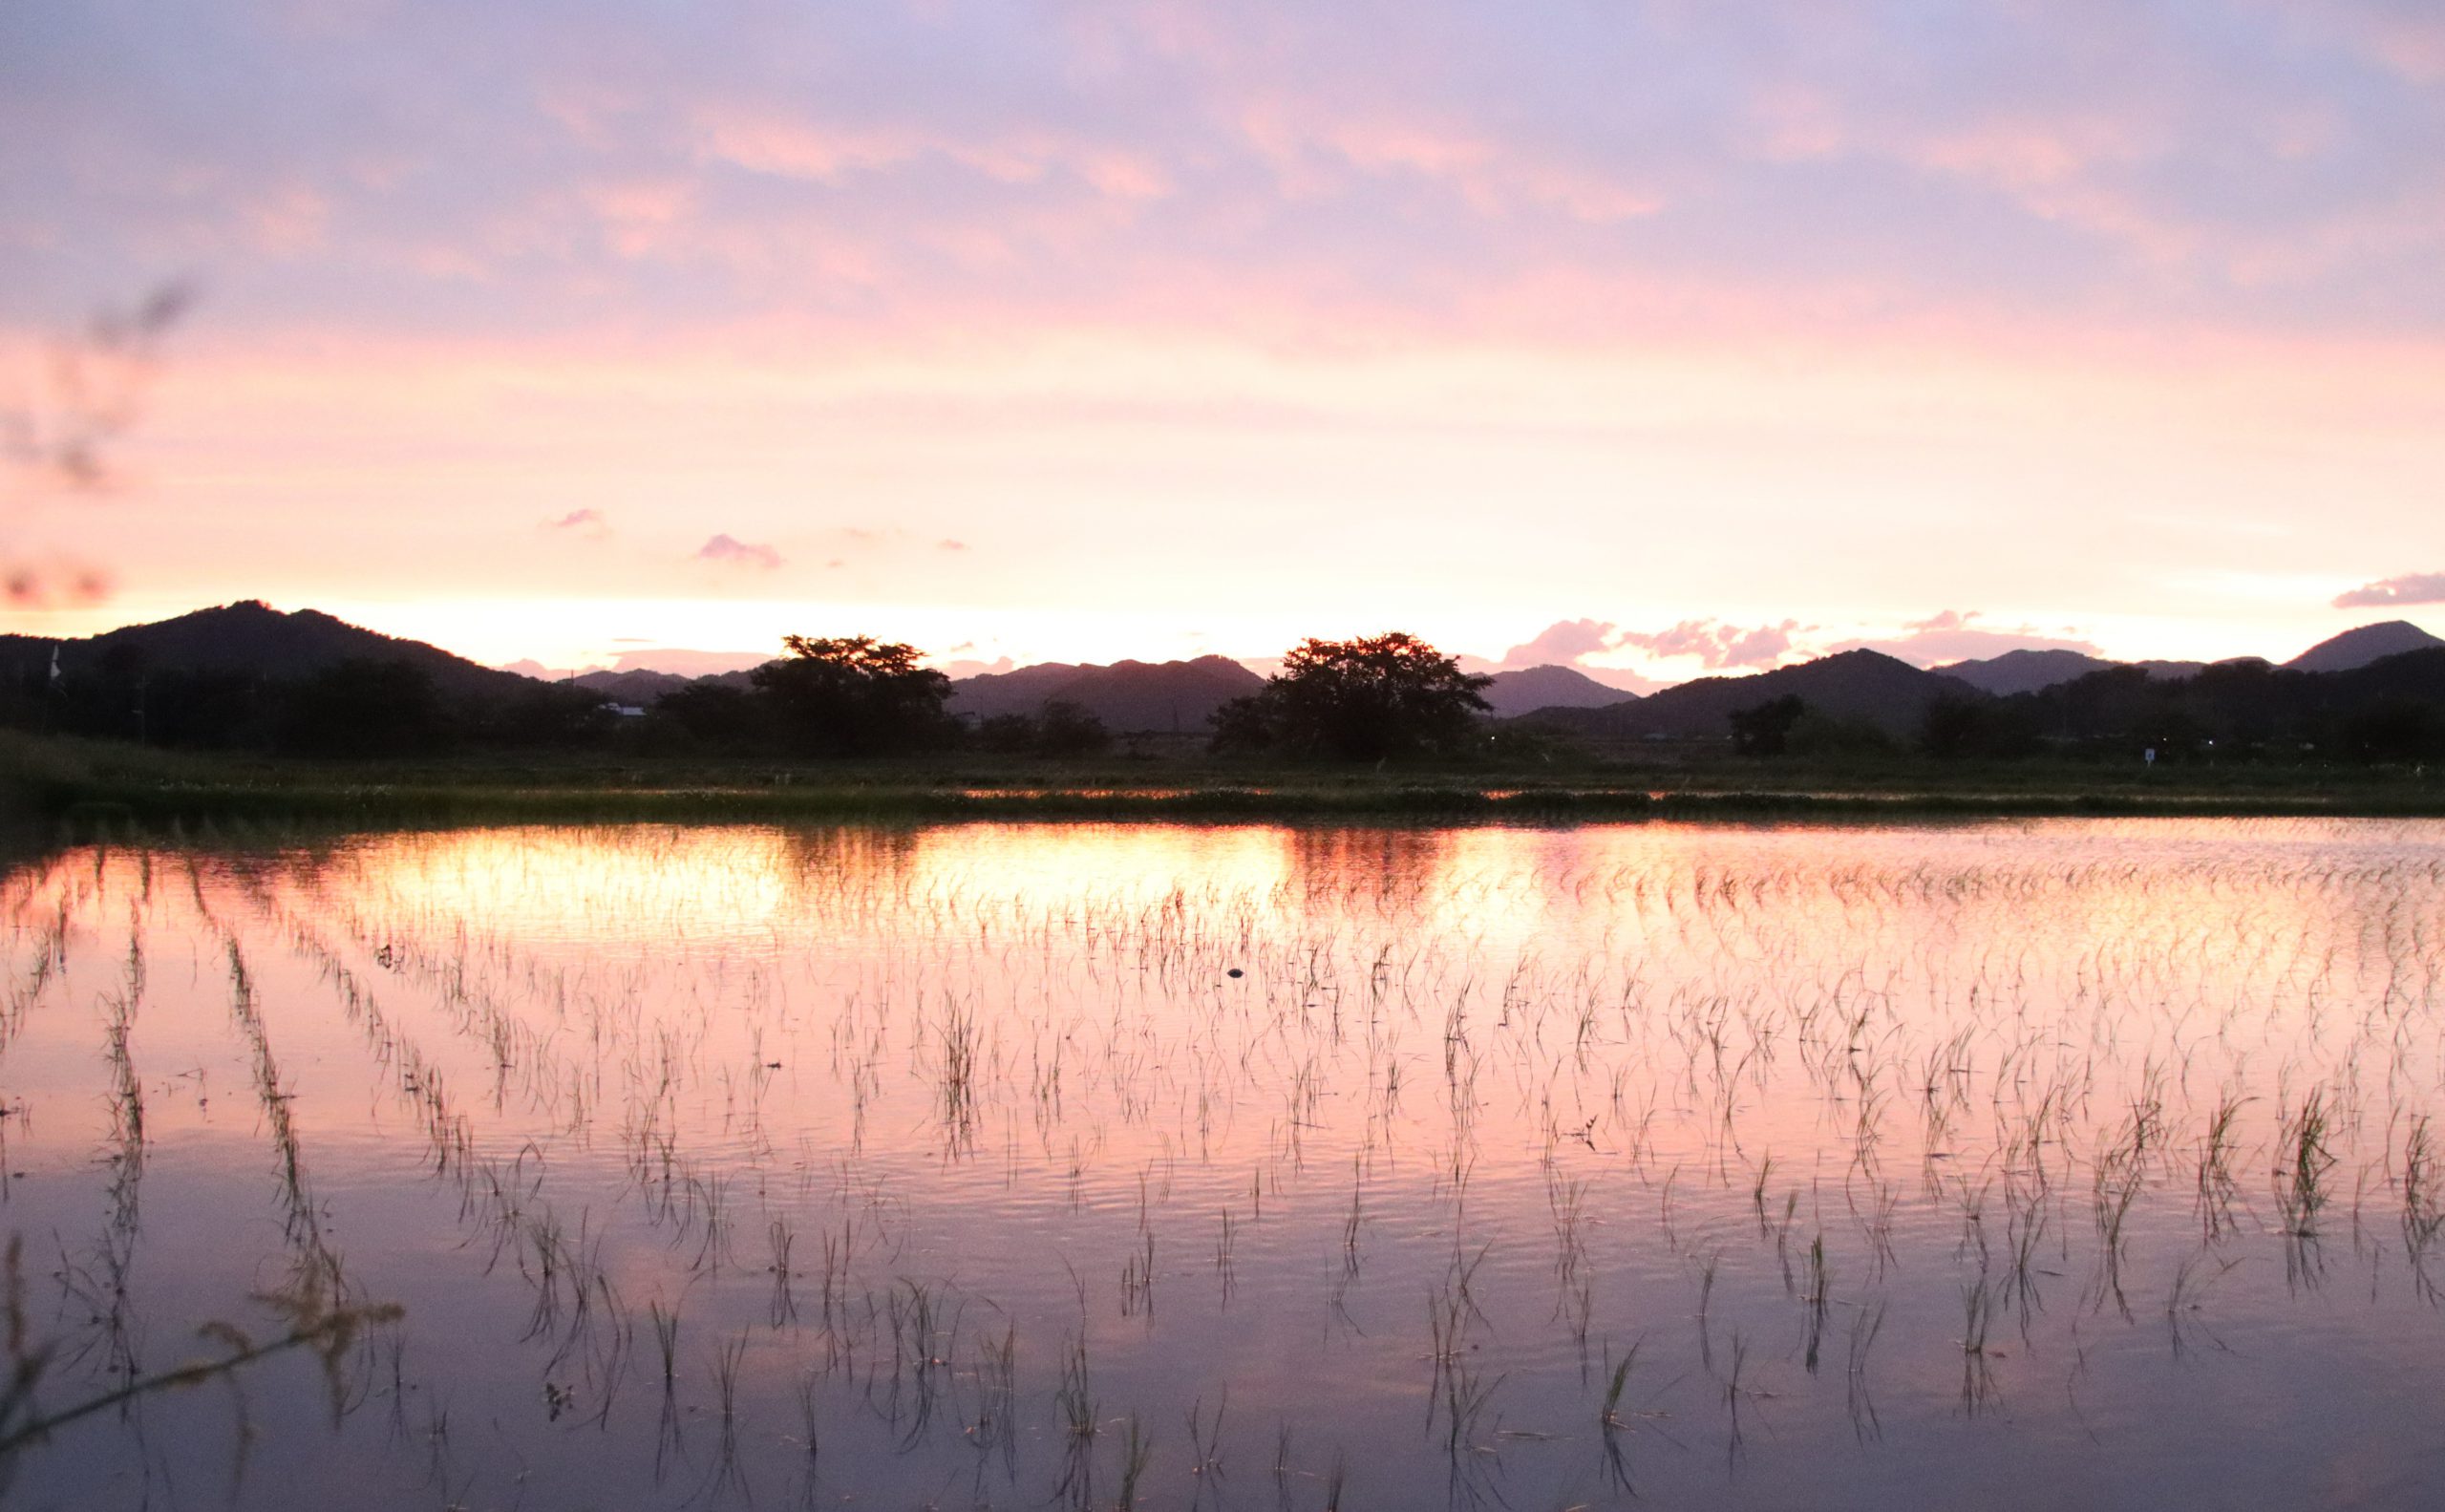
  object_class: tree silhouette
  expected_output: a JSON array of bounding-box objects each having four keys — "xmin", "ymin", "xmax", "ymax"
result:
[
  {"xmin": 274, "ymin": 660, "xmax": 452, "ymax": 757},
  {"xmin": 752, "ymin": 635, "xmax": 955, "ymax": 756},
  {"xmin": 1728, "ymin": 693, "xmax": 1805, "ymax": 756},
  {"xmin": 1210, "ymin": 632, "xmax": 1490, "ymax": 760}
]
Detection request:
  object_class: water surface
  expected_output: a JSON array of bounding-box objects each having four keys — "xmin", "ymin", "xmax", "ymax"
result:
[{"xmin": 4, "ymin": 819, "xmax": 2443, "ymax": 1509}]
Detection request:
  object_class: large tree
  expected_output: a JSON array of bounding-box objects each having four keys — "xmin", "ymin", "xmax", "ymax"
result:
[
  {"xmin": 1210, "ymin": 631, "xmax": 1492, "ymax": 760},
  {"xmin": 752, "ymin": 634, "xmax": 955, "ymax": 756}
]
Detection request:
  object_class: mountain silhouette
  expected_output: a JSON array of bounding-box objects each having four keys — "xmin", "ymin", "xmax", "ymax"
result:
[
  {"xmin": 948, "ymin": 655, "xmax": 1266, "ymax": 734},
  {"xmin": 1937, "ymin": 649, "xmax": 2120, "ymax": 696},
  {"xmin": 2286, "ymin": 620, "xmax": 2445, "ymax": 673},
  {"xmin": 569, "ymin": 668, "xmax": 693, "ymax": 705},
  {"xmin": 0, "ymin": 600, "xmax": 541, "ymax": 702},
  {"xmin": 1520, "ymin": 649, "xmax": 1975, "ymax": 739},
  {"xmin": 20, "ymin": 602, "xmax": 2444, "ymax": 756},
  {"xmin": 1478, "ymin": 665, "xmax": 1636, "ymax": 717}
]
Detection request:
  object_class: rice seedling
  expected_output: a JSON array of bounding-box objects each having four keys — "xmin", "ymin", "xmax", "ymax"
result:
[
  {"xmin": 1184, "ymin": 1388, "xmax": 1226, "ymax": 1493},
  {"xmin": 2275, "ymin": 1087, "xmax": 2340, "ymax": 1240},
  {"xmin": 1845, "ymin": 1301, "xmax": 1885, "ymax": 1443},
  {"xmin": 5, "ymin": 818, "xmax": 2444, "ymax": 1508},
  {"xmin": 768, "ymin": 1217, "xmax": 799, "ymax": 1328},
  {"xmin": 649, "ymin": 1298, "xmax": 682, "ymax": 1404},
  {"xmin": 1116, "ymin": 1410, "xmax": 1153, "ymax": 1510},
  {"xmin": 709, "ymin": 1330, "xmax": 751, "ymax": 1501}
]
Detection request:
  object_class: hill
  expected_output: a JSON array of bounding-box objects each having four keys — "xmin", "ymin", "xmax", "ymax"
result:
[
  {"xmin": 1938, "ymin": 649, "xmax": 2118, "ymax": 696},
  {"xmin": 2286, "ymin": 621, "xmax": 2444, "ymax": 673},
  {"xmin": 1478, "ymin": 665, "xmax": 1634, "ymax": 718},
  {"xmin": 570, "ymin": 669, "xmax": 694, "ymax": 706},
  {"xmin": 1520, "ymin": 649, "xmax": 1976, "ymax": 740},
  {"xmin": 1939, "ymin": 650, "xmax": 2234, "ymax": 695},
  {"xmin": 948, "ymin": 656, "xmax": 1267, "ymax": 734},
  {"xmin": 0, "ymin": 600, "xmax": 542, "ymax": 703}
]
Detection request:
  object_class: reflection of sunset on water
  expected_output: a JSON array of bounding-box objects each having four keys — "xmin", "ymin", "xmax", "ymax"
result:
[{"xmin": 5, "ymin": 819, "xmax": 2445, "ymax": 1507}]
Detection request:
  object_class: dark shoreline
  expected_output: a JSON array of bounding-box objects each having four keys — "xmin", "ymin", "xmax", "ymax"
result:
[{"xmin": 10, "ymin": 729, "xmax": 2442, "ymax": 834}]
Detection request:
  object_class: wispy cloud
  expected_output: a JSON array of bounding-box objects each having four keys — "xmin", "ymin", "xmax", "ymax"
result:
[
  {"xmin": 697, "ymin": 533, "xmax": 782, "ymax": 569},
  {"xmin": 545, "ymin": 507, "xmax": 611, "ymax": 540},
  {"xmin": 1617, "ymin": 618, "xmax": 1801, "ymax": 671},
  {"xmin": 1461, "ymin": 618, "xmax": 1659, "ymax": 692},
  {"xmin": 1830, "ymin": 609, "xmax": 2101, "ymax": 666},
  {"xmin": 1498, "ymin": 618, "xmax": 1616, "ymax": 669},
  {"xmin": 2333, "ymin": 572, "xmax": 2445, "ymax": 608},
  {"xmin": 21, "ymin": 2, "xmax": 2445, "ymax": 349}
]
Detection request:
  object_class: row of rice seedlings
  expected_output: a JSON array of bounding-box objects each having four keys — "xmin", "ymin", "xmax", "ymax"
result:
[{"xmin": 7, "ymin": 828, "xmax": 2445, "ymax": 1505}]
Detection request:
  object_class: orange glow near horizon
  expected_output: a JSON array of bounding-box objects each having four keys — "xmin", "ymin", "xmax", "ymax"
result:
[
  {"xmin": 9, "ymin": 323, "xmax": 2440, "ymax": 677},
  {"xmin": 9, "ymin": 2, "xmax": 2445, "ymax": 676}
]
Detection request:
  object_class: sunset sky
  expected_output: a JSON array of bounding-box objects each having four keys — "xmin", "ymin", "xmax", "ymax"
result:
[{"xmin": 6, "ymin": 1, "xmax": 2444, "ymax": 684}]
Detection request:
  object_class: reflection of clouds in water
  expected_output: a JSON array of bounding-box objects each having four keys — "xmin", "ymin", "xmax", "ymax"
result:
[{"xmin": 7, "ymin": 819, "xmax": 2445, "ymax": 1508}]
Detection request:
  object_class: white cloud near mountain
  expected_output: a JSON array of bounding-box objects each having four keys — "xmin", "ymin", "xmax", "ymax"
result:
[
  {"xmin": 1832, "ymin": 609, "xmax": 2101, "ymax": 666},
  {"xmin": 2333, "ymin": 572, "xmax": 2445, "ymax": 608},
  {"xmin": 1615, "ymin": 618, "xmax": 1803, "ymax": 671}
]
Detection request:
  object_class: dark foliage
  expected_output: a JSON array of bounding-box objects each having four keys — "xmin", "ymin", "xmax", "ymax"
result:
[
  {"xmin": 1210, "ymin": 632, "xmax": 1491, "ymax": 761},
  {"xmin": 275, "ymin": 660, "xmax": 454, "ymax": 758},
  {"xmin": 1034, "ymin": 699, "xmax": 1113, "ymax": 756},
  {"xmin": 969, "ymin": 700, "xmax": 1114, "ymax": 757},
  {"xmin": 2343, "ymin": 698, "xmax": 2445, "ymax": 762},
  {"xmin": 646, "ymin": 682, "xmax": 773, "ymax": 753},
  {"xmin": 1729, "ymin": 694, "xmax": 1806, "ymax": 756},
  {"xmin": 1784, "ymin": 708, "xmax": 1896, "ymax": 757},
  {"xmin": 751, "ymin": 635, "xmax": 956, "ymax": 757},
  {"xmin": 971, "ymin": 713, "xmax": 1040, "ymax": 755},
  {"xmin": 1918, "ymin": 692, "xmax": 2042, "ymax": 759},
  {"xmin": 2005, "ymin": 649, "xmax": 2445, "ymax": 763}
]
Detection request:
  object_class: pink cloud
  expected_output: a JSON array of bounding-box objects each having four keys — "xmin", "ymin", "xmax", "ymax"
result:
[
  {"xmin": 2334, "ymin": 572, "xmax": 2445, "ymax": 608},
  {"xmin": 1832, "ymin": 609, "xmax": 2102, "ymax": 666},
  {"xmin": 697, "ymin": 533, "xmax": 782, "ymax": 569},
  {"xmin": 1617, "ymin": 618, "xmax": 1802, "ymax": 670},
  {"xmin": 1499, "ymin": 617, "xmax": 1616, "ymax": 668}
]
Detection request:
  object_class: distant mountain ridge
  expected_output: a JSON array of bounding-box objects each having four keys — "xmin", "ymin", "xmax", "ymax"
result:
[
  {"xmin": 1935, "ymin": 621, "xmax": 2436, "ymax": 696},
  {"xmin": 0, "ymin": 600, "xmax": 541, "ymax": 703},
  {"xmin": 1937, "ymin": 649, "xmax": 2120, "ymax": 697},
  {"xmin": 1520, "ymin": 650, "xmax": 1975, "ymax": 739},
  {"xmin": 570, "ymin": 669, "xmax": 694, "ymax": 705},
  {"xmin": 15, "ymin": 603, "xmax": 2441, "ymax": 747},
  {"xmin": 1477, "ymin": 665, "xmax": 1633, "ymax": 717},
  {"xmin": 2286, "ymin": 620, "xmax": 2445, "ymax": 672},
  {"xmin": 947, "ymin": 655, "xmax": 1266, "ymax": 734}
]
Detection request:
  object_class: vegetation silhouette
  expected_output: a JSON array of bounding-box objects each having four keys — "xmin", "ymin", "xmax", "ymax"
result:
[
  {"xmin": 9, "ymin": 601, "xmax": 2445, "ymax": 782},
  {"xmin": 974, "ymin": 698, "xmax": 1112, "ymax": 757},
  {"xmin": 0, "ymin": 1238, "xmax": 399, "ymax": 1496},
  {"xmin": 752, "ymin": 635, "xmax": 957, "ymax": 757},
  {"xmin": 1210, "ymin": 632, "xmax": 1491, "ymax": 761},
  {"xmin": 1729, "ymin": 694, "xmax": 1805, "ymax": 756}
]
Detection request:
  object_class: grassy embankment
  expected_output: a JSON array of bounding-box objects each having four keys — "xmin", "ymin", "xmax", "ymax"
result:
[{"xmin": 4, "ymin": 728, "xmax": 2442, "ymax": 832}]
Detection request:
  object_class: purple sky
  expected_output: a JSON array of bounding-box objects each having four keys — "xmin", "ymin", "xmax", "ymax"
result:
[{"xmin": 6, "ymin": 0, "xmax": 2442, "ymax": 677}]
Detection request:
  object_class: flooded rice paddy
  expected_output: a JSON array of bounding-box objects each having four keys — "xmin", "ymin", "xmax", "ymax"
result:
[{"xmin": 3, "ymin": 818, "xmax": 2445, "ymax": 1509}]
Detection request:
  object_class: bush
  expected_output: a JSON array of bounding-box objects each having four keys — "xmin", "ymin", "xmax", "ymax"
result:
[{"xmin": 1210, "ymin": 632, "xmax": 1490, "ymax": 760}]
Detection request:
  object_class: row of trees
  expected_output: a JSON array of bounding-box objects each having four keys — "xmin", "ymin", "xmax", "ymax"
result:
[
  {"xmin": 2, "ymin": 654, "xmax": 606, "ymax": 756},
  {"xmin": 649, "ymin": 631, "xmax": 1489, "ymax": 760},
  {"xmin": 648, "ymin": 637, "xmax": 1116, "ymax": 758},
  {"xmin": 8, "ymin": 629, "xmax": 1498, "ymax": 763},
  {"xmin": 37, "ymin": 623, "xmax": 2435, "ymax": 767},
  {"xmin": 1735, "ymin": 662, "xmax": 2445, "ymax": 765}
]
